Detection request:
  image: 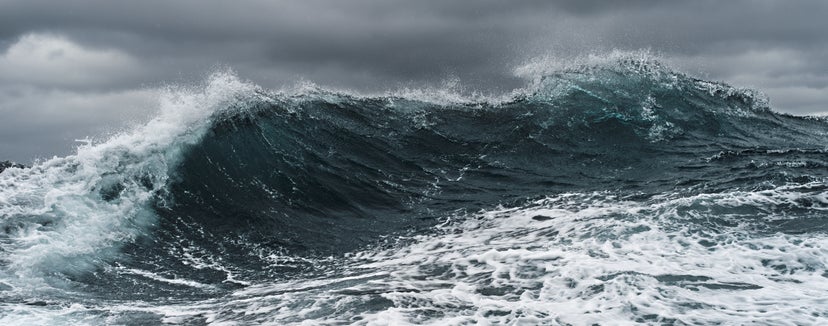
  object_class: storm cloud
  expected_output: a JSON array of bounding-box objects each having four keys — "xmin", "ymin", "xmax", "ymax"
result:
[{"xmin": 1, "ymin": 0, "xmax": 827, "ymax": 162}]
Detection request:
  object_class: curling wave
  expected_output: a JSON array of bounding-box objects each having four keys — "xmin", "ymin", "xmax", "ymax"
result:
[{"xmin": 1, "ymin": 56, "xmax": 827, "ymax": 325}]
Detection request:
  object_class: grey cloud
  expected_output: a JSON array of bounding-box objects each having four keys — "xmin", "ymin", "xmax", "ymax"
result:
[
  {"xmin": 0, "ymin": 34, "xmax": 147, "ymax": 90},
  {"xmin": 0, "ymin": 86, "xmax": 158, "ymax": 161}
]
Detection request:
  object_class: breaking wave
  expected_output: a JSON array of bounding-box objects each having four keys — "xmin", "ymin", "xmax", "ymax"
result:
[{"xmin": 1, "ymin": 55, "xmax": 827, "ymax": 325}]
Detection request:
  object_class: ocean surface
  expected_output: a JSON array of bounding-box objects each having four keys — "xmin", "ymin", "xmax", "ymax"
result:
[{"xmin": 1, "ymin": 57, "xmax": 827, "ymax": 325}]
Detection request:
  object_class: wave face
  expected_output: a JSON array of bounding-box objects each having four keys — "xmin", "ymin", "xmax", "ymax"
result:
[{"xmin": 1, "ymin": 58, "xmax": 827, "ymax": 325}]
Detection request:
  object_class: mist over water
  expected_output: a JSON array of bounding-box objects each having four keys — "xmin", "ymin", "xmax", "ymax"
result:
[{"xmin": 1, "ymin": 55, "xmax": 827, "ymax": 325}]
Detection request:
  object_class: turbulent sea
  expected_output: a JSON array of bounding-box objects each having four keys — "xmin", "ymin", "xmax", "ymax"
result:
[{"xmin": 1, "ymin": 58, "xmax": 827, "ymax": 325}]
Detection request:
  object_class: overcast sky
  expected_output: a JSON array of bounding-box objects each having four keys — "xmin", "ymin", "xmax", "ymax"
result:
[{"xmin": 1, "ymin": 0, "xmax": 826, "ymax": 163}]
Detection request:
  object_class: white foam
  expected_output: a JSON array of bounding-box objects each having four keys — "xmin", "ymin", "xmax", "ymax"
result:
[
  {"xmin": 513, "ymin": 49, "xmax": 666, "ymax": 82},
  {"xmin": 124, "ymin": 184, "xmax": 828, "ymax": 325},
  {"xmin": 0, "ymin": 71, "xmax": 258, "ymax": 290},
  {"xmin": 116, "ymin": 266, "xmax": 214, "ymax": 289}
]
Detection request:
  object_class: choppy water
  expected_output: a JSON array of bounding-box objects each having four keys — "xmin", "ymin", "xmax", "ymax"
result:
[{"xmin": 1, "ymin": 56, "xmax": 827, "ymax": 325}]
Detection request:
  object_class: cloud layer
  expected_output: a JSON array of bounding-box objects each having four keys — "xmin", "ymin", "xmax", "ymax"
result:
[{"xmin": 0, "ymin": 1, "xmax": 826, "ymax": 162}]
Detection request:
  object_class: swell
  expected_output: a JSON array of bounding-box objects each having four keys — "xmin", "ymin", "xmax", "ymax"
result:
[
  {"xmin": 1, "ymin": 58, "xmax": 827, "ymax": 304},
  {"xmin": 101, "ymin": 60, "xmax": 828, "ymax": 297}
]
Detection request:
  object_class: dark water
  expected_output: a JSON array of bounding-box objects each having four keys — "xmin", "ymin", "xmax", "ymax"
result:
[{"xmin": 1, "ymin": 58, "xmax": 827, "ymax": 324}]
